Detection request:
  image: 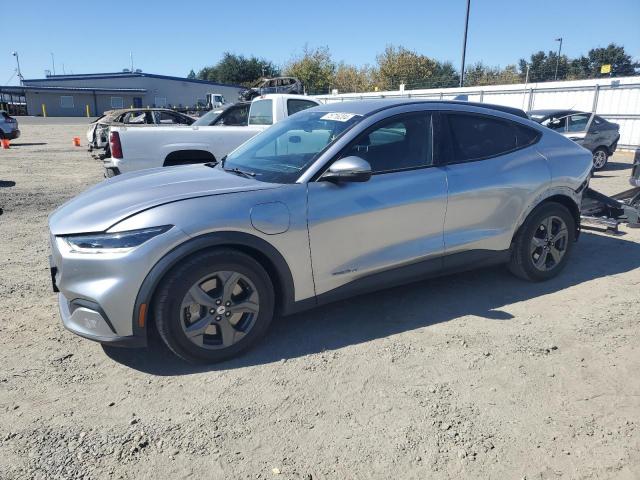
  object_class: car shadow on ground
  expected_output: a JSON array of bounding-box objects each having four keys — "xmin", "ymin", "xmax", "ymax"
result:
[
  {"xmin": 103, "ymin": 231, "xmax": 640, "ymax": 375},
  {"xmin": 8, "ymin": 142, "xmax": 48, "ymax": 147},
  {"xmin": 596, "ymin": 161, "xmax": 632, "ymax": 172}
]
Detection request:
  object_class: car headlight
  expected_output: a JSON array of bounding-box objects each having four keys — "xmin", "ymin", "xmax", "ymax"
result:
[{"xmin": 63, "ymin": 225, "xmax": 172, "ymax": 253}]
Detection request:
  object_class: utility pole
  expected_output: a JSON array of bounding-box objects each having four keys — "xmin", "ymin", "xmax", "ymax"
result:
[
  {"xmin": 130, "ymin": 52, "xmax": 134, "ymax": 72},
  {"xmin": 459, "ymin": 0, "xmax": 471, "ymax": 87},
  {"xmin": 50, "ymin": 52, "xmax": 56, "ymax": 75},
  {"xmin": 11, "ymin": 52, "xmax": 23, "ymax": 85},
  {"xmin": 522, "ymin": 63, "xmax": 530, "ymax": 110},
  {"xmin": 554, "ymin": 37, "xmax": 563, "ymax": 81}
]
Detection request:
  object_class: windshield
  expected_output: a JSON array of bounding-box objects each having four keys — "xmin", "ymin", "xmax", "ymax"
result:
[{"xmin": 223, "ymin": 110, "xmax": 362, "ymax": 183}]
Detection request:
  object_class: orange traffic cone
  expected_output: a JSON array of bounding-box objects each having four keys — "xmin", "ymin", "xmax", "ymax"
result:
[
  {"xmin": 73, "ymin": 137, "xmax": 81, "ymax": 147},
  {"xmin": 1, "ymin": 139, "xmax": 9, "ymax": 149}
]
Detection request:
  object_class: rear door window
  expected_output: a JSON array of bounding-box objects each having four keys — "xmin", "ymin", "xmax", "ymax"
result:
[
  {"xmin": 155, "ymin": 112, "xmax": 181, "ymax": 124},
  {"xmin": 446, "ymin": 113, "xmax": 535, "ymax": 163},
  {"xmin": 249, "ymin": 99, "xmax": 273, "ymax": 125},
  {"xmin": 567, "ymin": 114, "xmax": 590, "ymax": 132}
]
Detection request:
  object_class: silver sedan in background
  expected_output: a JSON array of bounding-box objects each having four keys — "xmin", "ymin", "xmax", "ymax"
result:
[{"xmin": 49, "ymin": 100, "xmax": 592, "ymax": 363}]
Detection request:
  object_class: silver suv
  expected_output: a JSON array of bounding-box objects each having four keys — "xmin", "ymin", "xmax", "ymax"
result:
[{"xmin": 49, "ymin": 100, "xmax": 592, "ymax": 363}]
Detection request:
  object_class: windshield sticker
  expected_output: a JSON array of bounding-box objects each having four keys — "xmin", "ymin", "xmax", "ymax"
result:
[{"xmin": 320, "ymin": 112, "xmax": 361, "ymax": 122}]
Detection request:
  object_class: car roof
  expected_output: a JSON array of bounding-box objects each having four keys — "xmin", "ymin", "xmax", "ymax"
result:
[
  {"xmin": 311, "ymin": 99, "xmax": 529, "ymax": 119},
  {"xmin": 105, "ymin": 108, "xmax": 182, "ymax": 116}
]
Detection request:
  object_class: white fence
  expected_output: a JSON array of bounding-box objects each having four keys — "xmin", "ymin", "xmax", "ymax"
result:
[{"xmin": 315, "ymin": 76, "xmax": 640, "ymax": 149}]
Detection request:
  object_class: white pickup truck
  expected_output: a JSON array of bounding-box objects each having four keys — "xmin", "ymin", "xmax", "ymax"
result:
[{"xmin": 105, "ymin": 94, "xmax": 320, "ymax": 176}]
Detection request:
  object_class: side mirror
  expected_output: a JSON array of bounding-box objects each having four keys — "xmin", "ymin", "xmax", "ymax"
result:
[{"xmin": 321, "ymin": 156, "xmax": 372, "ymax": 183}]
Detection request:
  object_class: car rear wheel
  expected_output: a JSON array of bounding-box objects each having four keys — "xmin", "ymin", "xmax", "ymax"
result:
[
  {"xmin": 592, "ymin": 147, "xmax": 609, "ymax": 170},
  {"xmin": 154, "ymin": 248, "xmax": 275, "ymax": 363},
  {"xmin": 508, "ymin": 202, "xmax": 575, "ymax": 281}
]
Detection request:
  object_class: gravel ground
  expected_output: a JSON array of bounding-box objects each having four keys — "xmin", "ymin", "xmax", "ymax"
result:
[{"xmin": 1, "ymin": 121, "xmax": 639, "ymax": 480}]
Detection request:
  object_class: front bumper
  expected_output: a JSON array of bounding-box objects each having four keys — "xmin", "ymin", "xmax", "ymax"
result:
[
  {"xmin": 5, "ymin": 129, "xmax": 20, "ymax": 140},
  {"xmin": 58, "ymin": 293, "xmax": 146, "ymax": 347},
  {"xmin": 48, "ymin": 227, "xmax": 190, "ymax": 347}
]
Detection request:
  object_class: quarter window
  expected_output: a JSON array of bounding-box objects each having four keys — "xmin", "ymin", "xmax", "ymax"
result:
[
  {"xmin": 446, "ymin": 113, "xmax": 536, "ymax": 163},
  {"xmin": 343, "ymin": 113, "xmax": 432, "ymax": 174}
]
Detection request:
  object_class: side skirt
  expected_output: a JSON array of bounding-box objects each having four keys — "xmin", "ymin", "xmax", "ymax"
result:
[{"xmin": 286, "ymin": 249, "xmax": 511, "ymax": 315}]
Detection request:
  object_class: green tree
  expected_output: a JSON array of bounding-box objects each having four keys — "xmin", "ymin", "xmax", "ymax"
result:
[
  {"xmin": 586, "ymin": 43, "xmax": 638, "ymax": 77},
  {"xmin": 284, "ymin": 46, "xmax": 336, "ymax": 94},
  {"xmin": 519, "ymin": 51, "xmax": 570, "ymax": 82},
  {"xmin": 187, "ymin": 69, "xmax": 196, "ymax": 79},
  {"xmin": 197, "ymin": 52, "xmax": 279, "ymax": 86},
  {"xmin": 375, "ymin": 45, "xmax": 438, "ymax": 90},
  {"xmin": 332, "ymin": 63, "xmax": 376, "ymax": 93},
  {"xmin": 430, "ymin": 61, "xmax": 459, "ymax": 88}
]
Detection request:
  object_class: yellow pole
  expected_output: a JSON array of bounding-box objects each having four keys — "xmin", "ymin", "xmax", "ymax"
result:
[
  {"xmin": 86, "ymin": 104, "xmax": 90, "ymax": 117},
  {"xmin": 42, "ymin": 103, "xmax": 47, "ymax": 117}
]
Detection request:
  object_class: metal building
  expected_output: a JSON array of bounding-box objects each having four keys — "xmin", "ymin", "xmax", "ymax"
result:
[{"xmin": 0, "ymin": 71, "xmax": 243, "ymax": 117}]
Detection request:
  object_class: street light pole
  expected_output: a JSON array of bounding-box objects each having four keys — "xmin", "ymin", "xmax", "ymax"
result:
[
  {"xmin": 50, "ymin": 52, "xmax": 56, "ymax": 76},
  {"xmin": 554, "ymin": 37, "xmax": 563, "ymax": 81},
  {"xmin": 459, "ymin": 0, "xmax": 471, "ymax": 88},
  {"xmin": 12, "ymin": 51, "xmax": 23, "ymax": 85}
]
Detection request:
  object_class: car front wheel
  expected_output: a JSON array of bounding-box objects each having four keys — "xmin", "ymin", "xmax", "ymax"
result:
[
  {"xmin": 592, "ymin": 147, "xmax": 609, "ymax": 171},
  {"xmin": 508, "ymin": 203, "xmax": 575, "ymax": 281},
  {"xmin": 154, "ymin": 248, "xmax": 275, "ymax": 363}
]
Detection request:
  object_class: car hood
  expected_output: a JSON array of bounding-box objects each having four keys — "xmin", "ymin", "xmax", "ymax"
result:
[{"xmin": 49, "ymin": 165, "xmax": 279, "ymax": 235}]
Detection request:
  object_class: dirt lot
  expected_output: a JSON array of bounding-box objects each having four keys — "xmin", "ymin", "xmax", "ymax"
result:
[{"xmin": 1, "ymin": 120, "xmax": 639, "ymax": 480}]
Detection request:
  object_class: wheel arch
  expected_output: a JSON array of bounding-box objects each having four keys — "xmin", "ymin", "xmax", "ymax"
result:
[
  {"xmin": 132, "ymin": 231, "xmax": 296, "ymax": 341},
  {"xmin": 513, "ymin": 192, "xmax": 581, "ymax": 247}
]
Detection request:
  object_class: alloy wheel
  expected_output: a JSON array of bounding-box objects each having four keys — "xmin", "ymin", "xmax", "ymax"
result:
[
  {"xmin": 593, "ymin": 150, "xmax": 607, "ymax": 169},
  {"xmin": 530, "ymin": 216, "xmax": 569, "ymax": 271},
  {"xmin": 179, "ymin": 271, "xmax": 260, "ymax": 349}
]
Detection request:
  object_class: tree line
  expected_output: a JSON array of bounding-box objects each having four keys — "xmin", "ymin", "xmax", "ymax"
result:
[{"xmin": 189, "ymin": 43, "xmax": 638, "ymax": 95}]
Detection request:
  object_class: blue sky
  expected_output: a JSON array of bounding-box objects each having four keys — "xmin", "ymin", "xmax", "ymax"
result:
[{"xmin": 3, "ymin": 0, "xmax": 639, "ymax": 84}]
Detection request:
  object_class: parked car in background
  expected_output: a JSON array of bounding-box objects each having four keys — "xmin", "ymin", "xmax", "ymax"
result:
[
  {"xmin": 529, "ymin": 109, "xmax": 620, "ymax": 170},
  {"xmin": 192, "ymin": 102, "xmax": 251, "ymax": 127},
  {"xmin": 0, "ymin": 110, "xmax": 20, "ymax": 139},
  {"xmin": 105, "ymin": 94, "xmax": 319, "ymax": 177},
  {"xmin": 87, "ymin": 108, "xmax": 195, "ymax": 158},
  {"xmin": 240, "ymin": 77, "xmax": 304, "ymax": 101},
  {"xmin": 49, "ymin": 99, "xmax": 592, "ymax": 363}
]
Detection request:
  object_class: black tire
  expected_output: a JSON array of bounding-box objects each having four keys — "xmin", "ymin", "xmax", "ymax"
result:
[
  {"xmin": 592, "ymin": 147, "xmax": 609, "ymax": 171},
  {"xmin": 508, "ymin": 202, "xmax": 575, "ymax": 282},
  {"xmin": 153, "ymin": 248, "xmax": 275, "ymax": 363},
  {"xmin": 0, "ymin": 130, "xmax": 5, "ymax": 139},
  {"xmin": 105, "ymin": 168, "xmax": 117, "ymax": 178}
]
